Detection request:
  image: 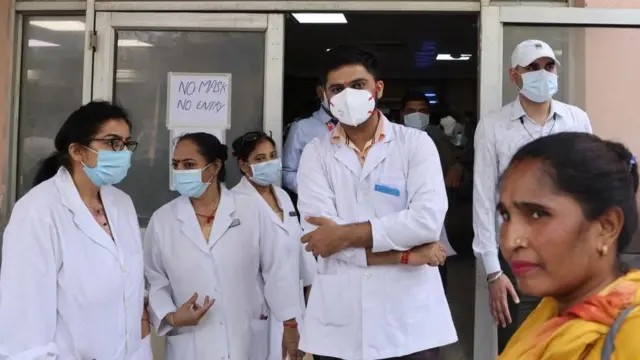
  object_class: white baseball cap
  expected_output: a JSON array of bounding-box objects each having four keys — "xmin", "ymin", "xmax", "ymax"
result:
[{"xmin": 511, "ymin": 40, "xmax": 560, "ymax": 68}]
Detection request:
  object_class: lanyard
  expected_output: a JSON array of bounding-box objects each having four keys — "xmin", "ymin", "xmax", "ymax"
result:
[{"xmin": 520, "ymin": 113, "xmax": 557, "ymax": 140}]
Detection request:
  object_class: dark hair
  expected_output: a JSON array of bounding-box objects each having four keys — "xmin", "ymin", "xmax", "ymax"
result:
[
  {"xmin": 320, "ymin": 45, "xmax": 380, "ymax": 86},
  {"xmin": 33, "ymin": 101, "xmax": 131, "ymax": 187},
  {"xmin": 507, "ymin": 132, "xmax": 639, "ymax": 256},
  {"xmin": 401, "ymin": 90, "xmax": 430, "ymax": 111},
  {"xmin": 231, "ymin": 131, "xmax": 276, "ymax": 174},
  {"xmin": 176, "ymin": 132, "xmax": 228, "ymax": 183}
]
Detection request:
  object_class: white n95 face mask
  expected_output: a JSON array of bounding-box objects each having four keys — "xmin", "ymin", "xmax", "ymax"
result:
[
  {"xmin": 440, "ymin": 116, "xmax": 457, "ymax": 136},
  {"xmin": 329, "ymin": 88, "xmax": 376, "ymax": 127},
  {"xmin": 520, "ymin": 70, "xmax": 558, "ymax": 103}
]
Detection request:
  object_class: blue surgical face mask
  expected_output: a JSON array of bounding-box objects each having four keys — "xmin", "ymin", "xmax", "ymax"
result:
[
  {"xmin": 83, "ymin": 149, "xmax": 132, "ymax": 187},
  {"xmin": 173, "ymin": 164, "xmax": 212, "ymax": 198},
  {"xmin": 249, "ymin": 159, "xmax": 282, "ymax": 187},
  {"xmin": 404, "ymin": 113, "xmax": 429, "ymax": 130},
  {"xmin": 520, "ymin": 70, "xmax": 558, "ymax": 103}
]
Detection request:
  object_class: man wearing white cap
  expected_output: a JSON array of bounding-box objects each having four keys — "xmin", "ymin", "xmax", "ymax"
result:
[{"xmin": 472, "ymin": 39, "xmax": 592, "ymax": 352}]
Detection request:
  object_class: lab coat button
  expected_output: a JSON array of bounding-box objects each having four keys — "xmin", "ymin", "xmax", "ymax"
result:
[
  {"xmin": 219, "ymin": 320, "xmax": 224, "ymax": 326},
  {"xmin": 364, "ymin": 272, "xmax": 372, "ymax": 279},
  {"xmin": 121, "ymin": 266, "xmax": 127, "ymax": 273}
]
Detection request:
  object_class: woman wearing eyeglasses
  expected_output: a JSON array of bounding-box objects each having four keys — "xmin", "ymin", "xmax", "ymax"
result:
[
  {"xmin": 0, "ymin": 101, "xmax": 151, "ymax": 359},
  {"xmin": 231, "ymin": 130, "xmax": 317, "ymax": 360},
  {"xmin": 143, "ymin": 132, "xmax": 302, "ymax": 360}
]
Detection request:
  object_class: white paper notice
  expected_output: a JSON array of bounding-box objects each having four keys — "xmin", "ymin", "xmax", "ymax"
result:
[
  {"xmin": 167, "ymin": 72, "xmax": 231, "ymax": 128},
  {"xmin": 168, "ymin": 127, "xmax": 226, "ymax": 190}
]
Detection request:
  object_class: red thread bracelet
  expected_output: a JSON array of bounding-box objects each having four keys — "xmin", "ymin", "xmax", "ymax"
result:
[{"xmin": 401, "ymin": 250, "xmax": 410, "ymax": 265}]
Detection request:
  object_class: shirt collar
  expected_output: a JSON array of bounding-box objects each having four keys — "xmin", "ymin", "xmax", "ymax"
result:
[
  {"xmin": 510, "ymin": 97, "xmax": 567, "ymax": 122},
  {"xmin": 331, "ymin": 111, "xmax": 387, "ymax": 145},
  {"xmin": 314, "ymin": 106, "xmax": 334, "ymax": 124}
]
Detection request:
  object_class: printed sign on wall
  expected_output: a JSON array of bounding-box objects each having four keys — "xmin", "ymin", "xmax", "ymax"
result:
[{"xmin": 166, "ymin": 72, "xmax": 232, "ymax": 129}]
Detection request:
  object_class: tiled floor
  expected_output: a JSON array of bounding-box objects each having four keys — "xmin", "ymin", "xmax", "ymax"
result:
[{"xmin": 150, "ymin": 257, "xmax": 477, "ymax": 360}]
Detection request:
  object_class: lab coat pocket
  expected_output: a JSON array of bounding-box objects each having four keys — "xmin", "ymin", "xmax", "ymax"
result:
[
  {"xmin": 249, "ymin": 318, "xmax": 269, "ymax": 360},
  {"xmin": 384, "ymin": 267, "xmax": 431, "ymax": 323},
  {"xmin": 308, "ymin": 274, "xmax": 352, "ymax": 327},
  {"xmin": 166, "ymin": 332, "xmax": 195, "ymax": 360},
  {"xmin": 372, "ymin": 175, "xmax": 408, "ymax": 217},
  {"xmin": 130, "ymin": 335, "xmax": 153, "ymax": 360}
]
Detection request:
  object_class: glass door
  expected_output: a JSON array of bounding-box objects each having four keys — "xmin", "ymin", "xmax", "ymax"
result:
[
  {"xmin": 92, "ymin": 12, "xmax": 284, "ymax": 227},
  {"xmin": 476, "ymin": 6, "xmax": 640, "ymax": 360}
]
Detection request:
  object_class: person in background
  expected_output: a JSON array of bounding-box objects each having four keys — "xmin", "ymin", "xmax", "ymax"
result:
[
  {"xmin": 400, "ymin": 90, "xmax": 458, "ymax": 287},
  {"xmin": 497, "ymin": 132, "xmax": 640, "ymax": 359},
  {"xmin": 472, "ymin": 39, "xmax": 593, "ymax": 352},
  {"xmin": 282, "ymin": 80, "xmax": 337, "ymax": 194},
  {"xmin": 144, "ymin": 133, "xmax": 302, "ymax": 360},
  {"xmin": 231, "ymin": 130, "xmax": 316, "ymax": 360},
  {"xmin": 401, "ymin": 89, "xmax": 431, "ymax": 130},
  {"xmin": 0, "ymin": 101, "xmax": 151, "ymax": 359},
  {"xmin": 297, "ymin": 45, "xmax": 455, "ymax": 360}
]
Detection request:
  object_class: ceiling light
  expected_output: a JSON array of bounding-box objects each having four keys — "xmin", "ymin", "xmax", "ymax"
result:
[
  {"xmin": 436, "ymin": 54, "xmax": 472, "ymax": 61},
  {"xmin": 118, "ymin": 39, "xmax": 153, "ymax": 47},
  {"xmin": 28, "ymin": 39, "xmax": 60, "ymax": 47},
  {"xmin": 292, "ymin": 13, "xmax": 347, "ymax": 24},
  {"xmin": 30, "ymin": 20, "xmax": 85, "ymax": 32}
]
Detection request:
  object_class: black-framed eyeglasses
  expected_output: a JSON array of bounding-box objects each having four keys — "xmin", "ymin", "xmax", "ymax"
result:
[{"xmin": 92, "ymin": 138, "xmax": 139, "ymax": 152}]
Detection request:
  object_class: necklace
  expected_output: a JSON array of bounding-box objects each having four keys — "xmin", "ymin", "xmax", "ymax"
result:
[
  {"xmin": 520, "ymin": 113, "xmax": 557, "ymax": 140},
  {"xmin": 195, "ymin": 200, "xmax": 219, "ymax": 224}
]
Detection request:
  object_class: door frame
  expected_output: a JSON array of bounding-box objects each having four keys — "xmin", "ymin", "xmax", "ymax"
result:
[
  {"xmin": 475, "ymin": 6, "xmax": 640, "ymax": 360},
  {"xmin": 92, "ymin": 12, "xmax": 285, "ymax": 153}
]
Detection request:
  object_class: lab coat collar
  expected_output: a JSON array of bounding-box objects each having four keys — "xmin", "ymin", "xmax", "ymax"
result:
[
  {"xmin": 333, "ymin": 114, "xmax": 395, "ymax": 181},
  {"xmin": 54, "ymin": 167, "xmax": 120, "ymax": 259},
  {"xmin": 236, "ymin": 177, "xmax": 289, "ymax": 234},
  {"xmin": 175, "ymin": 186, "xmax": 236, "ymax": 253}
]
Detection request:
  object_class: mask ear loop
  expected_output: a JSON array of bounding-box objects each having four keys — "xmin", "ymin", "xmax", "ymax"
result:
[
  {"xmin": 81, "ymin": 146, "xmax": 99, "ymax": 169},
  {"xmin": 201, "ymin": 163, "xmax": 215, "ymax": 184}
]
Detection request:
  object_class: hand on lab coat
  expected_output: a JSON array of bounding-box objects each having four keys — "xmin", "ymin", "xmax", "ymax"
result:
[{"xmin": 300, "ymin": 216, "xmax": 350, "ymax": 258}]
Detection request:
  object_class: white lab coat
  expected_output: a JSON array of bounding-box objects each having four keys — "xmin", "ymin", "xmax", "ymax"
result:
[
  {"xmin": 144, "ymin": 188, "xmax": 301, "ymax": 360},
  {"xmin": 232, "ymin": 177, "xmax": 316, "ymax": 360},
  {"xmin": 296, "ymin": 116, "xmax": 457, "ymax": 359},
  {"xmin": 0, "ymin": 167, "xmax": 152, "ymax": 360}
]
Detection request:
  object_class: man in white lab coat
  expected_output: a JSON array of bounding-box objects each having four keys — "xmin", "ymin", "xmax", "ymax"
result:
[{"xmin": 296, "ymin": 45, "xmax": 457, "ymax": 360}]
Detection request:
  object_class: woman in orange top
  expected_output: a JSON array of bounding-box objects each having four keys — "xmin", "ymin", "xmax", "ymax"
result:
[{"xmin": 497, "ymin": 132, "xmax": 640, "ymax": 360}]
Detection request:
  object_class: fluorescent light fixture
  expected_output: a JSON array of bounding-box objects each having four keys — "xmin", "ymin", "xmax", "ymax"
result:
[
  {"xmin": 118, "ymin": 39, "xmax": 153, "ymax": 47},
  {"xmin": 28, "ymin": 39, "xmax": 60, "ymax": 47},
  {"xmin": 554, "ymin": 49, "xmax": 563, "ymax": 56},
  {"xmin": 116, "ymin": 69, "xmax": 145, "ymax": 83},
  {"xmin": 430, "ymin": 100, "xmax": 438, "ymax": 104},
  {"xmin": 424, "ymin": 93, "xmax": 437, "ymax": 98},
  {"xmin": 292, "ymin": 13, "xmax": 347, "ymax": 24},
  {"xmin": 436, "ymin": 54, "xmax": 472, "ymax": 61},
  {"xmin": 30, "ymin": 20, "xmax": 85, "ymax": 32}
]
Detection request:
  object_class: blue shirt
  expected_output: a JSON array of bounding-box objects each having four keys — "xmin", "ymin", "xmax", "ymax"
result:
[{"xmin": 282, "ymin": 108, "xmax": 334, "ymax": 192}]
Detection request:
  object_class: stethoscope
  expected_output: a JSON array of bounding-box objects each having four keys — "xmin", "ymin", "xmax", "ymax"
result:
[{"xmin": 519, "ymin": 113, "xmax": 556, "ymax": 139}]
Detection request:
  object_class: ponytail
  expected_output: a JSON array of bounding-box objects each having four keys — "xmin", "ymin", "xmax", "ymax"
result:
[{"xmin": 33, "ymin": 152, "xmax": 61, "ymax": 187}]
